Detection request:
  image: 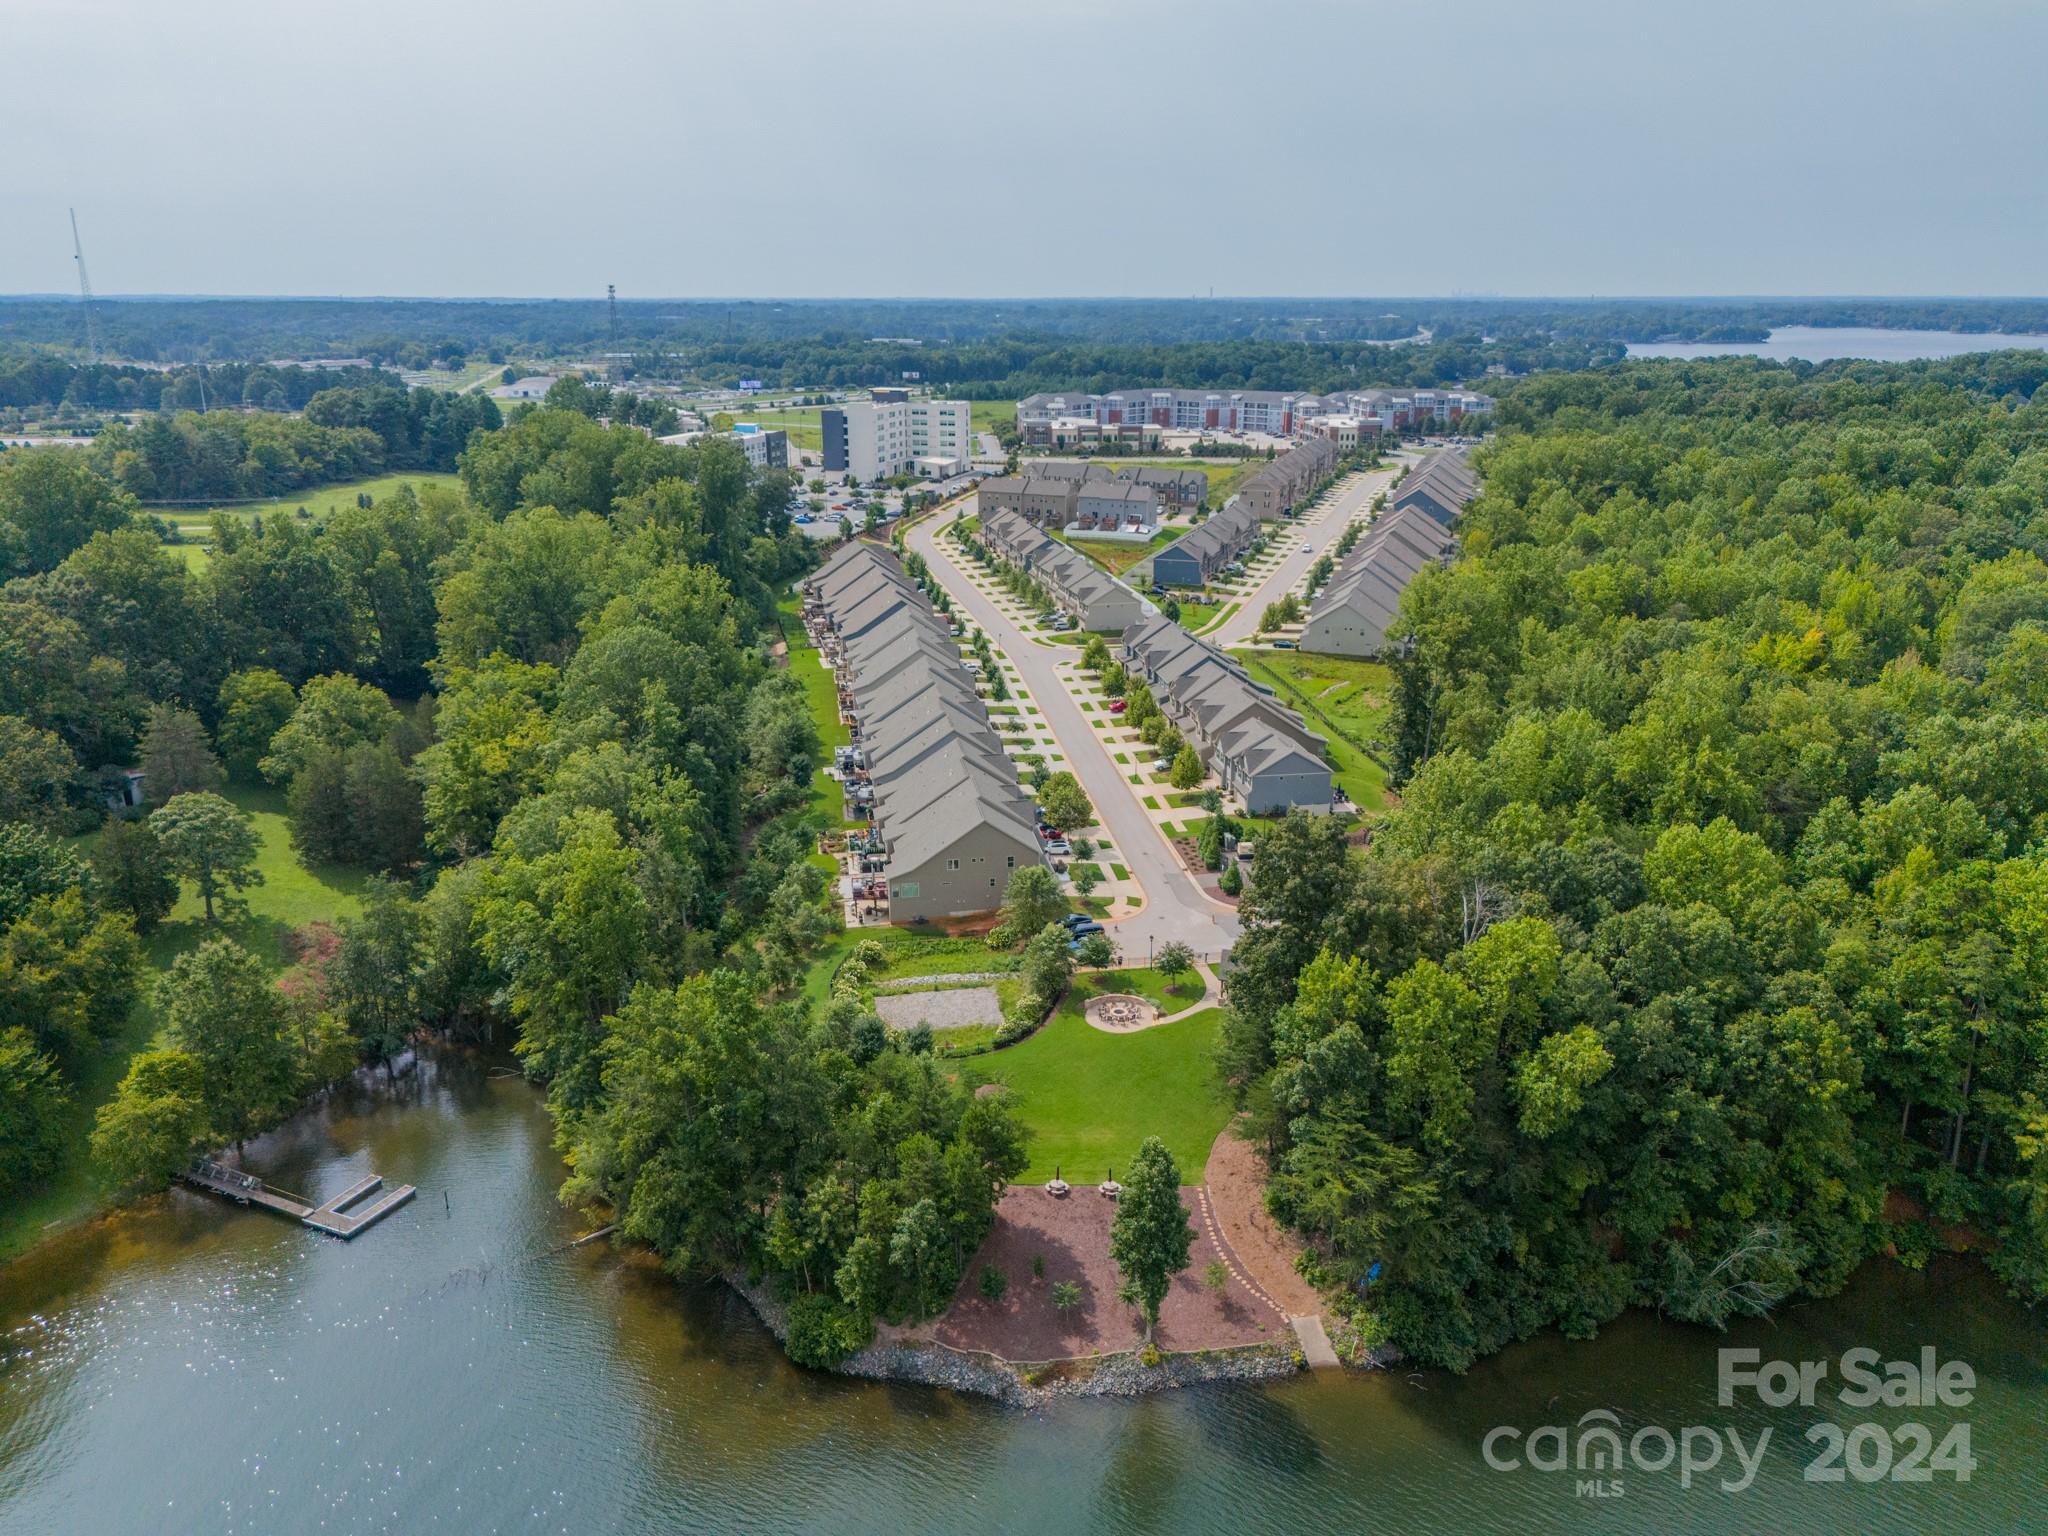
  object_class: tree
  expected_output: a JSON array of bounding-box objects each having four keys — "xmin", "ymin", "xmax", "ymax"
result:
[
  {"xmin": 0, "ymin": 447, "xmax": 136, "ymax": 576},
  {"xmin": 1110, "ymin": 1136, "xmax": 1194, "ymax": 1340},
  {"xmin": 155, "ymin": 938, "xmax": 298, "ymax": 1149},
  {"xmin": 1072, "ymin": 862, "xmax": 1104, "ymax": 902},
  {"xmin": 1154, "ymin": 940, "xmax": 1195, "ymax": 993},
  {"xmin": 138, "ymin": 703, "xmax": 223, "ymax": 806},
  {"xmin": 1169, "ymin": 745, "xmax": 1205, "ymax": 790},
  {"xmin": 152, "ymin": 791, "xmax": 263, "ymax": 922},
  {"xmin": 1218, "ymin": 861, "xmax": 1243, "ymax": 897},
  {"xmin": 216, "ymin": 669, "xmax": 296, "ymax": 782},
  {"xmin": 1037, "ymin": 770, "xmax": 1093, "ymax": 832},
  {"xmin": 260, "ymin": 673, "xmax": 402, "ymax": 785},
  {"xmin": 1076, "ymin": 930, "xmax": 1116, "ymax": 969},
  {"xmin": 997, "ymin": 863, "xmax": 1066, "ymax": 944},
  {"xmin": 330, "ymin": 880, "xmax": 423, "ymax": 1067},
  {"xmin": 1022, "ymin": 921, "xmax": 1076, "ymax": 1003},
  {"xmin": 89, "ymin": 814, "xmax": 177, "ymax": 932},
  {"xmin": 1051, "ymin": 1280, "xmax": 1083, "ymax": 1312},
  {"xmin": 0, "ymin": 715, "xmax": 79, "ymax": 830},
  {"xmin": 0, "ymin": 1026, "xmax": 69, "ymax": 1192},
  {"xmin": 90, "ymin": 1047, "xmax": 210, "ymax": 1187},
  {"xmin": 415, "ymin": 655, "xmax": 557, "ymax": 856}
]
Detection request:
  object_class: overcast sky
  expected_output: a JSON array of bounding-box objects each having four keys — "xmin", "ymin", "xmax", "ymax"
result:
[{"xmin": 4, "ymin": 0, "xmax": 2043, "ymax": 298}]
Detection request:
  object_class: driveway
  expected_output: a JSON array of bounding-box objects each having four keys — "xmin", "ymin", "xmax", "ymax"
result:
[
  {"xmin": 1206, "ymin": 458, "xmax": 1408, "ymax": 650},
  {"xmin": 908, "ymin": 506, "xmax": 1240, "ymax": 959}
]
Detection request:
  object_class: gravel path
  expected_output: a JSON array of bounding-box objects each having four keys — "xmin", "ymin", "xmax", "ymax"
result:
[
  {"xmin": 876, "ymin": 986, "xmax": 1004, "ymax": 1030},
  {"xmin": 874, "ymin": 972, "xmax": 1011, "ymax": 991}
]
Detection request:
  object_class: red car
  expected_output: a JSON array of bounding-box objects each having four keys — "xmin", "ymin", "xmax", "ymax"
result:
[{"xmin": 1108, "ymin": 699, "xmax": 1128, "ymax": 713}]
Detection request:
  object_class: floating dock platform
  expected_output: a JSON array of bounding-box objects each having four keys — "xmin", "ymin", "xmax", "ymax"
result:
[{"xmin": 182, "ymin": 1159, "xmax": 416, "ymax": 1239}]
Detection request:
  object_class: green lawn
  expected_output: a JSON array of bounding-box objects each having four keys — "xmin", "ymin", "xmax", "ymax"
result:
[
  {"xmin": 1233, "ymin": 648, "xmax": 1394, "ymax": 810},
  {"xmin": 1077, "ymin": 965, "xmax": 1208, "ymax": 1013},
  {"xmin": 777, "ymin": 594, "xmax": 852, "ymax": 827},
  {"xmin": 3, "ymin": 782, "xmax": 369, "ymax": 1262},
  {"xmin": 1058, "ymin": 528, "xmax": 1176, "ymax": 576},
  {"xmin": 970, "ymin": 401, "xmax": 1015, "ymax": 436},
  {"xmin": 960, "ymin": 995, "xmax": 1229, "ymax": 1184},
  {"xmin": 733, "ymin": 406, "xmax": 824, "ymax": 450},
  {"xmin": 155, "ymin": 472, "xmax": 463, "ymax": 558}
]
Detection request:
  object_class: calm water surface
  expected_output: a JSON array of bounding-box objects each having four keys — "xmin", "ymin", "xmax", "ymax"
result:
[
  {"xmin": 1625, "ymin": 325, "xmax": 2048, "ymax": 363},
  {"xmin": 2, "ymin": 1050, "xmax": 2041, "ymax": 1535}
]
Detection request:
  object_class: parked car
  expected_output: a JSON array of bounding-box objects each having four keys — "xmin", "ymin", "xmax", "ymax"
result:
[
  {"xmin": 1107, "ymin": 699, "xmax": 1127, "ymax": 714},
  {"xmin": 1272, "ymin": 639, "xmax": 1297, "ymax": 649},
  {"xmin": 1044, "ymin": 839, "xmax": 1072, "ymax": 857},
  {"xmin": 1059, "ymin": 913, "xmax": 1094, "ymax": 931},
  {"xmin": 1067, "ymin": 919, "xmax": 1104, "ymax": 939}
]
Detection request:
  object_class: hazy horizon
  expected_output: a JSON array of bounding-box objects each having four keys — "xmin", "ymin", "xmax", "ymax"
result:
[{"xmin": 5, "ymin": 0, "xmax": 2045, "ymax": 299}]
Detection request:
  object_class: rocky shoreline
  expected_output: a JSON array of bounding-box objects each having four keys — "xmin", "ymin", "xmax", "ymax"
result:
[{"xmin": 727, "ymin": 1275, "xmax": 1309, "ymax": 1406}]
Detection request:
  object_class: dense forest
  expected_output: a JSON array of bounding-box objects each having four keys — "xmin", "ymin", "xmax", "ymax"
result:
[
  {"xmin": 0, "ymin": 402, "xmax": 1029, "ymax": 1362},
  {"xmin": 1222, "ymin": 352, "xmax": 2048, "ymax": 1369}
]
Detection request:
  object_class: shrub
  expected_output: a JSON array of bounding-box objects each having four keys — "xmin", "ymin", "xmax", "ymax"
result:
[
  {"xmin": 1051, "ymin": 1280, "xmax": 1082, "ymax": 1312},
  {"xmin": 1032, "ymin": 1253, "xmax": 1046, "ymax": 1280},
  {"xmin": 784, "ymin": 1293, "xmax": 873, "ymax": 1368},
  {"xmin": 1218, "ymin": 862, "xmax": 1243, "ymax": 896},
  {"xmin": 1203, "ymin": 1260, "xmax": 1230, "ymax": 1293},
  {"xmin": 979, "ymin": 1266, "xmax": 1008, "ymax": 1301}
]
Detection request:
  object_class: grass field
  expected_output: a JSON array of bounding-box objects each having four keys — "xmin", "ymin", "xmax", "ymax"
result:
[
  {"xmin": 733, "ymin": 406, "xmax": 825, "ymax": 450},
  {"xmin": 2, "ymin": 783, "xmax": 369, "ymax": 1262},
  {"xmin": 1056, "ymin": 525, "xmax": 1178, "ymax": 576},
  {"xmin": 970, "ymin": 401, "xmax": 1014, "ymax": 437},
  {"xmin": 1233, "ymin": 648, "xmax": 1395, "ymax": 810},
  {"xmin": 960, "ymin": 982, "xmax": 1229, "ymax": 1184},
  {"xmin": 155, "ymin": 471, "xmax": 464, "ymax": 566}
]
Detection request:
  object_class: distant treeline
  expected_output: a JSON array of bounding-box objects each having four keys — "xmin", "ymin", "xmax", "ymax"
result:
[
  {"xmin": 0, "ymin": 354, "xmax": 408, "ymax": 413},
  {"xmin": 83, "ymin": 385, "xmax": 500, "ymax": 503},
  {"xmin": 7, "ymin": 296, "xmax": 2048, "ymax": 373}
]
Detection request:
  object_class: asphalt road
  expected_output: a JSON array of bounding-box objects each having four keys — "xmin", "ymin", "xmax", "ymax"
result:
[
  {"xmin": 908, "ymin": 504, "xmax": 1242, "ymax": 959},
  {"xmin": 1206, "ymin": 459, "xmax": 1407, "ymax": 650}
]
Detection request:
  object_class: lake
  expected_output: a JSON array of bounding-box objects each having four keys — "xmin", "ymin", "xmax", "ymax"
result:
[
  {"xmin": 2, "ymin": 1048, "xmax": 2042, "ymax": 1534},
  {"xmin": 1625, "ymin": 325, "xmax": 2048, "ymax": 363}
]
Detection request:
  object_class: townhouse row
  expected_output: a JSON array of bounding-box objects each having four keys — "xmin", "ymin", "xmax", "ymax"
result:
[
  {"xmin": 1138, "ymin": 437, "xmax": 1338, "ymax": 587},
  {"xmin": 1120, "ymin": 616, "xmax": 1335, "ymax": 814},
  {"xmin": 801, "ymin": 544, "xmax": 1046, "ymax": 923},
  {"xmin": 980, "ymin": 508, "xmax": 1146, "ymax": 633},
  {"xmin": 1299, "ymin": 450, "xmax": 1478, "ymax": 658}
]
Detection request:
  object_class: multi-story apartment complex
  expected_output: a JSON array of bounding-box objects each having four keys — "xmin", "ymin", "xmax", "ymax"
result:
[
  {"xmin": 822, "ymin": 398, "xmax": 975, "ymax": 480},
  {"xmin": 1016, "ymin": 386, "xmax": 1492, "ymax": 445}
]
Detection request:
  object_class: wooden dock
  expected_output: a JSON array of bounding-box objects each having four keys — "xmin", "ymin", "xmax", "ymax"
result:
[{"xmin": 181, "ymin": 1159, "xmax": 416, "ymax": 1239}]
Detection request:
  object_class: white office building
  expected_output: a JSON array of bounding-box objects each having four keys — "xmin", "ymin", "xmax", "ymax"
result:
[{"xmin": 823, "ymin": 398, "xmax": 974, "ymax": 480}]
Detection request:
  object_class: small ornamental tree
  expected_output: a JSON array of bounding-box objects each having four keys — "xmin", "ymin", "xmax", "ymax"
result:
[
  {"xmin": 1110, "ymin": 1137, "xmax": 1194, "ymax": 1341},
  {"xmin": 1154, "ymin": 940, "xmax": 1195, "ymax": 992},
  {"xmin": 1169, "ymin": 746, "xmax": 1204, "ymax": 790}
]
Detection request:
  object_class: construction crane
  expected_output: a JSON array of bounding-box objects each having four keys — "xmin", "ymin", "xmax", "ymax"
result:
[{"xmin": 69, "ymin": 208, "xmax": 102, "ymax": 361}]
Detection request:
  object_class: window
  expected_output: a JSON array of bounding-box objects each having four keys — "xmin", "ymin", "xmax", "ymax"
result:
[
  {"xmin": 946, "ymin": 858, "xmax": 960, "ymax": 871},
  {"xmin": 1006, "ymin": 855, "xmax": 1016, "ymax": 868}
]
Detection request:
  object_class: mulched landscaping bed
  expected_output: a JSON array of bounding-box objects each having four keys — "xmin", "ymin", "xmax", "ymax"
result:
[{"xmin": 926, "ymin": 1185, "xmax": 1284, "ymax": 1361}]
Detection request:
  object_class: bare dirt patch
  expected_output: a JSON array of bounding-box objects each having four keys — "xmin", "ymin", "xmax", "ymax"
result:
[
  {"xmin": 1203, "ymin": 1123, "xmax": 1322, "ymax": 1315},
  {"xmin": 921, "ymin": 1184, "xmax": 1282, "ymax": 1361}
]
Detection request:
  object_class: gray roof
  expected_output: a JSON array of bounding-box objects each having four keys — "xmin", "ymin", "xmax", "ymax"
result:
[{"xmin": 806, "ymin": 545, "xmax": 1042, "ymax": 900}]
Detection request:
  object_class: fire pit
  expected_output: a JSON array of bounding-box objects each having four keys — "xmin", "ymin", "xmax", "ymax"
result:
[{"xmin": 1083, "ymin": 993, "xmax": 1161, "ymax": 1034}]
